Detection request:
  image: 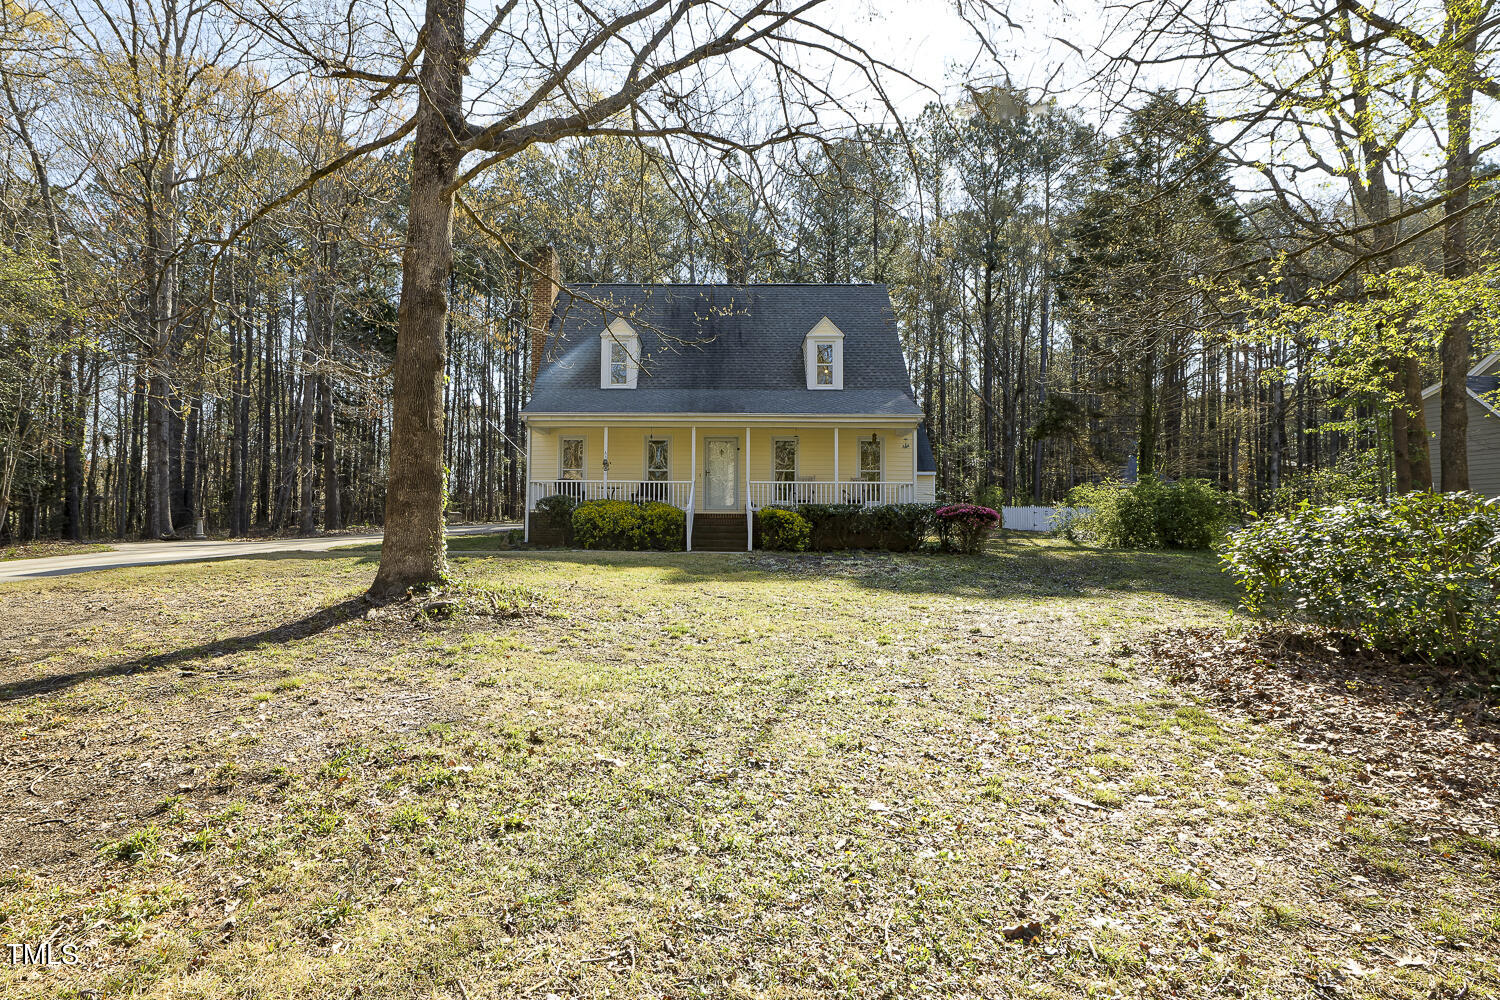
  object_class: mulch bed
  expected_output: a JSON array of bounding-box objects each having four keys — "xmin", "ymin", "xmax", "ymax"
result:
[{"xmin": 1149, "ymin": 626, "xmax": 1500, "ymax": 839}]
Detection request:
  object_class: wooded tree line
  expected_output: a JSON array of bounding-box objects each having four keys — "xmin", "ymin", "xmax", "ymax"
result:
[{"xmin": 0, "ymin": 0, "xmax": 1495, "ymax": 546}]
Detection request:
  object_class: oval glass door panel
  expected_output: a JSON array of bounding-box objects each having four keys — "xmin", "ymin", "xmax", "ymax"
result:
[{"xmin": 704, "ymin": 438, "xmax": 739, "ymax": 510}]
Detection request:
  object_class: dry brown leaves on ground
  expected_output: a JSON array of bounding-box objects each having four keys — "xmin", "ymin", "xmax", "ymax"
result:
[{"xmin": 1150, "ymin": 626, "xmax": 1500, "ymax": 839}]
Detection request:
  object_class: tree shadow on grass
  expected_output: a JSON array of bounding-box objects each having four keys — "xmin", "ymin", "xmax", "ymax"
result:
[
  {"xmin": 0, "ymin": 596, "xmax": 370, "ymax": 704},
  {"xmin": 455, "ymin": 542, "xmax": 1240, "ymax": 609}
]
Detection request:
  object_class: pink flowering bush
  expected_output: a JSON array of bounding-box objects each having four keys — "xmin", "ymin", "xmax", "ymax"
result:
[{"xmin": 935, "ymin": 503, "xmax": 1001, "ymax": 554}]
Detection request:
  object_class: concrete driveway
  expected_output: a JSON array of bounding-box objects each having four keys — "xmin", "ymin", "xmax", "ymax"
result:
[{"xmin": 0, "ymin": 524, "xmax": 519, "ymax": 581}]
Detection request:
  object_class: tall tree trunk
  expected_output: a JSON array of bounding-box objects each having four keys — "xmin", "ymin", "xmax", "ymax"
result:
[
  {"xmin": 145, "ymin": 158, "xmax": 178, "ymax": 539},
  {"xmin": 257, "ymin": 301, "xmax": 274, "ymax": 528},
  {"xmin": 1438, "ymin": 0, "xmax": 1476, "ymax": 491},
  {"xmin": 1137, "ymin": 355, "xmax": 1156, "ymax": 478},
  {"xmin": 1033, "ymin": 268, "xmax": 1050, "ymax": 504},
  {"xmin": 370, "ymin": 0, "xmax": 464, "ymax": 597},
  {"xmin": 297, "ymin": 335, "xmax": 318, "ymax": 535},
  {"xmin": 320, "ymin": 347, "xmax": 342, "ymax": 530}
]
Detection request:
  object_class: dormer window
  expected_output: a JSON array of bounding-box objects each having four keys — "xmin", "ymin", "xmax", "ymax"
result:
[
  {"xmin": 599, "ymin": 318, "xmax": 639, "ymax": 389},
  {"xmin": 803, "ymin": 317, "xmax": 844, "ymax": 390},
  {"xmin": 609, "ymin": 341, "xmax": 629, "ymax": 385}
]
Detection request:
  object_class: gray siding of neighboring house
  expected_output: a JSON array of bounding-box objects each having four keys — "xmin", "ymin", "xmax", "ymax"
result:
[{"xmin": 1423, "ymin": 393, "xmax": 1500, "ymax": 497}]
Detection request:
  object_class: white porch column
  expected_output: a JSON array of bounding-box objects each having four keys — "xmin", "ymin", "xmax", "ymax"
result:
[
  {"xmin": 688, "ymin": 426, "xmax": 696, "ymax": 552},
  {"xmin": 524, "ymin": 424, "xmax": 533, "ymax": 542},
  {"xmin": 833, "ymin": 426, "xmax": 839, "ymax": 488},
  {"xmin": 745, "ymin": 425, "xmax": 752, "ymax": 551},
  {"xmin": 602, "ymin": 426, "xmax": 609, "ymax": 489},
  {"xmin": 910, "ymin": 428, "xmax": 917, "ymax": 503}
]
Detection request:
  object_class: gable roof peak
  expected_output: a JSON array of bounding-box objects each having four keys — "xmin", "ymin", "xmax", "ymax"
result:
[{"xmin": 804, "ymin": 316, "xmax": 845, "ymax": 341}]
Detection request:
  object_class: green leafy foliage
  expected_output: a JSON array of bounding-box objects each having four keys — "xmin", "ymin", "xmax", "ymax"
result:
[
  {"xmin": 757, "ymin": 508, "xmax": 811, "ymax": 551},
  {"xmin": 1225, "ymin": 264, "xmax": 1500, "ymax": 404},
  {"xmin": 570, "ymin": 499, "xmax": 684, "ymax": 550},
  {"xmin": 1222, "ymin": 493, "xmax": 1500, "ymax": 667},
  {"xmin": 534, "ymin": 494, "xmax": 579, "ymax": 545},
  {"xmin": 638, "ymin": 501, "xmax": 687, "ymax": 550},
  {"xmin": 792, "ymin": 503, "xmax": 939, "ymax": 551},
  {"xmin": 1065, "ymin": 477, "xmax": 1235, "ymax": 549},
  {"xmin": 795, "ymin": 503, "xmax": 864, "ymax": 549},
  {"xmin": 1270, "ymin": 453, "xmax": 1385, "ymax": 514}
]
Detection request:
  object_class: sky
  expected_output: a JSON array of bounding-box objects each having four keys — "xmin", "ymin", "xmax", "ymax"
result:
[{"xmin": 831, "ymin": 0, "xmax": 1118, "ymax": 119}]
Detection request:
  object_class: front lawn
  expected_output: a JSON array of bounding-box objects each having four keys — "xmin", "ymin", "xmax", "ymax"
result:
[{"xmin": 1, "ymin": 540, "xmax": 1495, "ymax": 998}]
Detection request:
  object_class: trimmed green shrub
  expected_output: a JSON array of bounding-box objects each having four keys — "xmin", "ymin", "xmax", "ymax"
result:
[
  {"xmin": 1065, "ymin": 476, "xmax": 1234, "ymax": 549},
  {"xmin": 935, "ymin": 503, "xmax": 1001, "ymax": 554},
  {"xmin": 1222, "ymin": 493, "xmax": 1500, "ymax": 666},
  {"xmin": 570, "ymin": 499, "xmax": 684, "ymax": 551},
  {"xmin": 859, "ymin": 503, "xmax": 940, "ymax": 551},
  {"xmin": 796, "ymin": 503, "xmax": 865, "ymax": 549},
  {"xmin": 572, "ymin": 499, "xmax": 637, "ymax": 549},
  {"xmin": 639, "ymin": 501, "xmax": 686, "ymax": 550},
  {"xmin": 534, "ymin": 494, "xmax": 579, "ymax": 545},
  {"xmin": 758, "ymin": 508, "xmax": 811, "ymax": 551},
  {"xmin": 791, "ymin": 503, "xmax": 939, "ymax": 551}
]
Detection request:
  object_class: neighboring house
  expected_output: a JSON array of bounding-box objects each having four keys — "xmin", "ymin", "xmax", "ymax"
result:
[
  {"xmin": 1421, "ymin": 350, "xmax": 1500, "ymax": 497},
  {"xmin": 519, "ymin": 261, "xmax": 936, "ymax": 550}
]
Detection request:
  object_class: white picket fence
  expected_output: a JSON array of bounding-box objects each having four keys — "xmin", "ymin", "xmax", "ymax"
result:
[{"xmin": 1001, "ymin": 505, "xmax": 1085, "ymax": 532}]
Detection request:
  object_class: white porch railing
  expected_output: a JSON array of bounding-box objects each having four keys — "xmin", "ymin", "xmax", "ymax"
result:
[
  {"xmin": 528, "ymin": 479, "xmax": 694, "ymax": 511},
  {"xmin": 747, "ymin": 480, "xmax": 913, "ymax": 510}
]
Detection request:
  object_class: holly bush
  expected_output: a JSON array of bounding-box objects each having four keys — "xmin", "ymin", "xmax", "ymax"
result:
[
  {"xmin": 571, "ymin": 499, "xmax": 684, "ymax": 550},
  {"xmin": 1221, "ymin": 493, "xmax": 1500, "ymax": 667},
  {"xmin": 758, "ymin": 508, "xmax": 811, "ymax": 551}
]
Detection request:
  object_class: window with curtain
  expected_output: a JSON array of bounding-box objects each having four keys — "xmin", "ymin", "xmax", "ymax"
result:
[
  {"xmin": 560, "ymin": 437, "xmax": 584, "ymax": 480},
  {"xmin": 859, "ymin": 438, "xmax": 882, "ymax": 482},
  {"xmin": 773, "ymin": 438, "xmax": 797, "ymax": 482},
  {"xmin": 646, "ymin": 438, "xmax": 670, "ymax": 481}
]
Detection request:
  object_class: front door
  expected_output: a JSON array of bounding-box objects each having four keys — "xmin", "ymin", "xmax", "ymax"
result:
[{"xmin": 703, "ymin": 437, "xmax": 739, "ymax": 510}]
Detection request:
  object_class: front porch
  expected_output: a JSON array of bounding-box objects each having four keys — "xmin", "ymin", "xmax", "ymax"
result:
[{"xmin": 523, "ymin": 421, "xmax": 927, "ymax": 550}]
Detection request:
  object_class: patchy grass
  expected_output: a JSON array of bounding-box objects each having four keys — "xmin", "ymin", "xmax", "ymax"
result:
[
  {"xmin": 0, "ymin": 540, "xmax": 114, "ymax": 561},
  {"xmin": 0, "ymin": 538, "xmax": 1495, "ymax": 998}
]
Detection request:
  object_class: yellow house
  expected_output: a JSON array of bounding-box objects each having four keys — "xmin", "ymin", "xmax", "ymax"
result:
[{"xmin": 521, "ymin": 272, "xmax": 936, "ymax": 550}]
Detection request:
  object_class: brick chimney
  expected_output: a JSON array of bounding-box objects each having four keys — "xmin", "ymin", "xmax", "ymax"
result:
[{"xmin": 528, "ymin": 246, "xmax": 560, "ymax": 390}]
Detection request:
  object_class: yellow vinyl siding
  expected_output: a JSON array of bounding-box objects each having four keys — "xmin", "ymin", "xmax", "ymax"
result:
[{"xmin": 528, "ymin": 420, "xmax": 923, "ymax": 491}]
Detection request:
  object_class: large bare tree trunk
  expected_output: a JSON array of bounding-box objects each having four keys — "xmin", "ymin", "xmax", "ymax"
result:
[
  {"xmin": 1439, "ymin": 0, "xmax": 1476, "ymax": 492},
  {"xmin": 370, "ymin": 0, "xmax": 464, "ymax": 597},
  {"xmin": 144, "ymin": 154, "xmax": 178, "ymax": 539},
  {"xmin": 319, "ymin": 260, "xmax": 342, "ymax": 531},
  {"xmin": 297, "ymin": 334, "xmax": 318, "ymax": 535}
]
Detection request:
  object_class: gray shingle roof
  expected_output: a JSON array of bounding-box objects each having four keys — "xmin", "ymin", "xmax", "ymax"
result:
[
  {"xmin": 1472, "ymin": 375, "xmax": 1500, "ymax": 415},
  {"xmin": 522, "ymin": 284, "xmax": 922, "ymax": 417}
]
